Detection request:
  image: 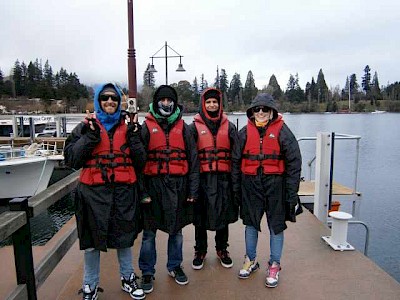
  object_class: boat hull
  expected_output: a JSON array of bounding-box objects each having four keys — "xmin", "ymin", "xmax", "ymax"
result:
[{"xmin": 0, "ymin": 156, "xmax": 61, "ymax": 199}]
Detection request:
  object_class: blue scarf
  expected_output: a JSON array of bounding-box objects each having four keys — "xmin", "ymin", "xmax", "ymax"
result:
[{"xmin": 94, "ymin": 83, "xmax": 122, "ymax": 132}]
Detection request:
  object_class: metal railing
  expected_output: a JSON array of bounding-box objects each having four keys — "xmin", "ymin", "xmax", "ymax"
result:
[
  {"xmin": 0, "ymin": 171, "xmax": 79, "ymax": 300},
  {"xmin": 298, "ymin": 133, "xmax": 361, "ymax": 194}
]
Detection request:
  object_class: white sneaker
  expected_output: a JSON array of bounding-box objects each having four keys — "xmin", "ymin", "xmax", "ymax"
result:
[
  {"xmin": 265, "ymin": 262, "xmax": 281, "ymax": 288},
  {"xmin": 238, "ymin": 255, "xmax": 260, "ymax": 279}
]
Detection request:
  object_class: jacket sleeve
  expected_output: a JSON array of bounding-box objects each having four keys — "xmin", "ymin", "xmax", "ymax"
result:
[
  {"xmin": 127, "ymin": 125, "xmax": 147, "ymax": 172},
  {"xmin": 183, "ymin": 122, "xmax": 200, "ymax": 199},
  {"xmin": 137, "ymin": 123, "xmax": 150, "ymax": 200},
  {"xmin": 229, "ymin": 122, "xmax": 241, "ymax": 193},
  {"xmin": 64, "ymin": 122, "xmax": 101, "ymax": 170},
  {"xmin": 279, "ymin": 123, "xmax": 302, "ymax": 204}
]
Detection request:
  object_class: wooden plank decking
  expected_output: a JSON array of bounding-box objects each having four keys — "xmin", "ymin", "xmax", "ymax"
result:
[{"xmin": 2, "ymin": 209, "xmax": 399, "ymax": 299}]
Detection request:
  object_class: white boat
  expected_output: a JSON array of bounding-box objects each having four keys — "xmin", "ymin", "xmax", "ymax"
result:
[
  {"xmin": 371, "ymin": 110, "xmax": 386, "ymax": 114},
  {"xmin": 0, "ymin": 143, "xmax": 64, "ymax": 199}
]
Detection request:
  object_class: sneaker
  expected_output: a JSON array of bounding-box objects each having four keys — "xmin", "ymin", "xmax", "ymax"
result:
[
  {"xmin": 192, "ymin": 252, "xmax": 206, "ymax": 270},
  {"xmin": 141, "ymin": 275, "xmax": 154, "ymax": 294},
  {"xmin": 168, "ymin": 266, "xmax": 189, "ymax": 285},
  {"xmin": 217, "ymin": 249, "xmax": 233, "ymax": 268},
  {"xmin": 238, "ymin": 255, "xmax": 260, "ymax": 279},
  {"xmin": 265, "ymin": 262, "xmax": 281, "ymax": 288},
  {"xmin": 121, "ymin": 273, "xmax": 146, "ymax": 299},
  {"xmin": 78, "ymin": 284, "xmax": 103, "ymax": 300}
]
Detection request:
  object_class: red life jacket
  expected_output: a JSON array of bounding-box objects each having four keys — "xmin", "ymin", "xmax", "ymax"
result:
[
  {"xmin": 241, "ymin": 116, "xmax": 285, "ymax": 175},
  {"xmin": 143, "ymin": 114, "xmax": 188, "ymax": 175},
  {"xmin": 194, "ymin": 114, "xmax": 231, "ymax": 173},
  {"xmin": 79, "ymin": 119, "xmax": 137, "ymax": 185}
]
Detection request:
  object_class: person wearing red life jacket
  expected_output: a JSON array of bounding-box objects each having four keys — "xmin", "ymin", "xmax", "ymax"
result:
[
  {"xmin": 138, "ymin": 85, "xmax": 199, "ymax": 293},
  {"xmin": 188, "ymin": 88, "xmax": 241, "ymax": 270},
  {"xmin": 64, "ymin": 83, "xmax": 146, "ymax": 300},
  {"xmin": 237, "ymin": 93, "xmax": 302, "ymax": 288}
]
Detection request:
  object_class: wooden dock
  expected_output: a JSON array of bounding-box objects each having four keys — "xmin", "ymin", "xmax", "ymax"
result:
[{"xmin": 1, "ymin": 209, "xmax": 399, "ymax": 299}]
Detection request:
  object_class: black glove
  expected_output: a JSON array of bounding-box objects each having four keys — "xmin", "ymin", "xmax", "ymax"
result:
[
  {"xmin": 83, "ymin": 120, "xmax": 101, "ymax": 141},
  {"xmin": 127, "ymin": 122, "xmax": 141, "ymax": 140},
  {"xmin": 285, "ymin": 201, "xmax": 297, "ymax": 222},
  {"xmin": 285, "ymin": 196, "xmax": 303, "ymax": 222}
]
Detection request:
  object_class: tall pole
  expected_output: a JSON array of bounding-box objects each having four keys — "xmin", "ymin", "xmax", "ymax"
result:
[
  {"xmin": 127, "ymin": 0, "xmax": 137, "ymax": 99},
  {"xmin": 165, "ymin": 41, "xmax": 168, "ymax": 85},
  {"xmin": 348, "ymin": 78, "xmax": 351, "ymax": 112}
]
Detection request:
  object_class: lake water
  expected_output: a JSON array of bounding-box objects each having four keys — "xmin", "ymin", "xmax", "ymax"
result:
[
  {"xmin": 216, "ymin": 112, "xmax": 400, "ymax": 283},
  {"xmin": 2, "ymin": 112, "xmax": 399, "ymax": 283}
]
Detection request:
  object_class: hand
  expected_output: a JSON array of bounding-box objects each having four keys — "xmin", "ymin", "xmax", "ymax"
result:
[
  {"xmin": 285, "ymin": 201, "xmax": 297, "ymax": 222},
  {"xmin": 84, "ymin": 110, "xmax": 100, "ymax": 139},
  {"xmin": 126, "ymin": 114, "xmax": 141, "ymax": 138},
  {"xmin": 187, "ymin": 197, "xmax": 196, "ymax": 203},
  {"xmin": 141, "ymin": 196, "xmax": 152, "ymax": 204},
  {"xmin": 85, "ymin": 110, "xmax": 97, "ymax": 130}
]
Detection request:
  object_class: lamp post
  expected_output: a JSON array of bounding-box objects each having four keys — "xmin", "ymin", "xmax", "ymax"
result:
[
  {"xmin": 148, "ymin": 41, "xmax": 186, "ymax": 85},
  {"xmin": 127, "ymin": 0, "xmax": 138, "ymax": 116}
]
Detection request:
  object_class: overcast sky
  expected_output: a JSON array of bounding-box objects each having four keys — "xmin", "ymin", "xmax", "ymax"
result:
[{"xmin": 1, "ymin": 0, "xmax": 399, "ymax": 91}]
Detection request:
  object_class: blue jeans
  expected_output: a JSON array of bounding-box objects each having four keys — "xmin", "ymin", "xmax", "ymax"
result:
[
  {"xmin": 83, "ymin": 247, "xmax": 134, "ymax": 290},
  {"xmin": 245, "ymin": 225, "xmax": 284, "ymax": 265},
  {"xmin": 139, "ymin": 229, "xmax": 183, "ymax": 275}
]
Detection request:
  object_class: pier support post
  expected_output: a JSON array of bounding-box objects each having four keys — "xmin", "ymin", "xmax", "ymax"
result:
[{"xmin": 9, "ymin": 197, "xmax": 37, "ymax": 300}]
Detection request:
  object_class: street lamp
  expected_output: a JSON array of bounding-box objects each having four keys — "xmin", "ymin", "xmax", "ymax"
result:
[
  {"xmin": 148, "ymin": 41, "xmax": 186, "ymax": 85},
  {"xmin": 127, "ymin": 0, "xmax": 138, "ymax": 116}
]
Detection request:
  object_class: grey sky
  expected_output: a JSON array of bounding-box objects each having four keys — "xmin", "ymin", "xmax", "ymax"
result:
[{"xmin": 1, "ymin": 0, "xmax": 399, "ymax": 91}]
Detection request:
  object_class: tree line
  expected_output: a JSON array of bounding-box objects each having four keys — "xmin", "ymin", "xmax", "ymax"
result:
[
  {"xmin": 141, "ymin": 64, "xmax": 400, "ymax": 113},
  {"xmin": 0, "ymin": 59, "xmax": 89, "ymax": 111},
  {"xmin": 1, "ymin": 59, "xmax": 400, "ymax": 113}
]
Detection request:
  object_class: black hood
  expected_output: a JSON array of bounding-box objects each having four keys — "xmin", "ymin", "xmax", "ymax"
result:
[
  {"xmin": 152, "ymin": 85, "xmax": 178, "ymax": 115},
  {"xmin": 246, "ymin": 93, "xmax": 278, "ymax": 120}
]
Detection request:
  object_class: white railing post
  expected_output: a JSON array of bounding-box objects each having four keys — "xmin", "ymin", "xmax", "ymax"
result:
[{"xmin": 313, "ymin": 132, "xmax": 332, "ymax": 223}]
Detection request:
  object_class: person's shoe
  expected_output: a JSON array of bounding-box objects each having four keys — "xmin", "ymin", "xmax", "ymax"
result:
[
  {"xmin": 168, "ymin": 266, "xmax": 189, "ymax": 285},
  {"xmin": 217, "ymin": 249, "xmax": 233, "ymax": 268},
  {"xmin": 141, "ymin": 275, "xmax": 154, "ymax": 294},
  {"xmin": 121, "ymin": 273, "xmax": 146, "ymax": 299},
  {"xmin": 78, "ymin": 284, "xmax": 103, "ymax": 300},
  {"xmin": 192, "ymin": 252, "xmax": 206, "ymax": 270},
  {"xmin": 265, "ymin": 262, "xmax": 281, "ymax": 288},
  {"xmin": 238, "ymin": 255, "xmax": 260, "ymax": 279}
]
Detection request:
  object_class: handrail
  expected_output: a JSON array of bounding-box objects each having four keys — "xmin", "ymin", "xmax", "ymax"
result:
[
  {"xmin": 0, "ymin": 211, "xmax": 26, "ymax": 241},
  {"xmin": 297, "ymin": 132, "xmax": 361, "ymax": 193},
  {"xmin": 1, "ymin": 170, "xmax": 80, "ymax": 300},
  {"xmin": 328, "ymin": 220, "xmax": 370, "ymax": 256}
]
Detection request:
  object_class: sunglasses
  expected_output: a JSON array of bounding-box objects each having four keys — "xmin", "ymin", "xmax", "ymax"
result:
[
  {"xmin": 99, "ymin": 94, "xmax": 119, "ymax": 102},
  {"xmin": 252, "ymin": 106, "xmax": 270, "ymax": 113}
]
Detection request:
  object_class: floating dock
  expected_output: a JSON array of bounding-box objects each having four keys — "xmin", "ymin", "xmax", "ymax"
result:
[{"xmin": 1, "ymin": 209, "xmax": 399, "ymax": 299}]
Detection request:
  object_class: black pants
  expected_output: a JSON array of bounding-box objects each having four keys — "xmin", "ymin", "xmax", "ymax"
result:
[{"xmin": 194, "ymin": 225, "xmax": 229, "ymax": 253}]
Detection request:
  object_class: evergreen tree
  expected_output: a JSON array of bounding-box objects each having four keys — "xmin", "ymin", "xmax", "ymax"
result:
[
  {"xmin": 191, "ymin": 77, "xmax": 200, "ymax": 106},
  {"xmin": 349, "ymin": 73, "xmax": 360, "ymax": 103},
  {"xmin": 361, "ymin": 65, "xmax": 371, "ymax": 97},
  {"xmin": 213, "ymin": 66, "xmax": 220, "ymax": 89},
  {"xmin": 265, "ymin": 74, "xmax": 282, "ymax": 100},
  {"xmin": 243, "ymin": 70, "xmax": 258, "ymax": 105},
  {"xmin": 316, "ymin": 69, "xmax": 329, "ymax": 103},
  {"xmin": 199, "ymin": 74, "xmax": 207, "ymax": 93},
  {"xmin": 228, "ymin": 73, "xmax": 242, "ymax": 105},
  {"xmin": 219, "ymin": 69, "xmax": 229, "ymax": 94},
  {"xmin": 310, "ymin": 77, "xmax": 318, "ymax": 102},
  {"xmin": 13, "ymin": 60, "xmax": 23, "ymax": 96},
  {"xmin": 143, "ymin": 63, "xmax": 155, "ymax": 88},
  {"xmin": 42, "ymin": 60, "xmax": 55, "ymax": 100},
  {"xmin": 371, "ymin": 71, "xmax": 382, "ymax": 100},
  {"xmin": 0, "ymin": 68, "xmax": 3, "ymax": 96},
  {"xmin": 285, "ymin": 73, "xmax": 304, "ymax": 103}
]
